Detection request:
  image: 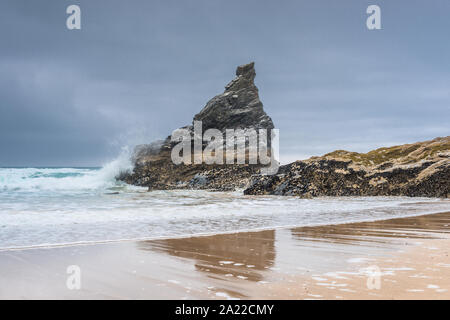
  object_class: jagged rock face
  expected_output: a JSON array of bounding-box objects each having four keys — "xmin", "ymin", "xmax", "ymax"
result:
[
  {"xmin": 244, "ymin": 137, "xmax": 450, "ymax": 198},
  {"xmin": 131, "ymin": 62, "xmax": 273, "ymax": 165},
  {"xmin": 119, "ymin": 62, "xmax": 274, "ymax": 190},
  {"xmin": 193, "ymin": 62, "xmax": 273, "ymax": 132}
]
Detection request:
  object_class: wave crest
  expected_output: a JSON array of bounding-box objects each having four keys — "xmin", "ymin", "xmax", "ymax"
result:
[{"xmin": 0, "ymin": 148, "xmax": 133, "ymax": 192}]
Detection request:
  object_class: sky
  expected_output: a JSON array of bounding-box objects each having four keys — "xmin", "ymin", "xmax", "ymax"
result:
[{"xmin": 0, "ymin": 0, "xmax": 449, "ymax": 166}]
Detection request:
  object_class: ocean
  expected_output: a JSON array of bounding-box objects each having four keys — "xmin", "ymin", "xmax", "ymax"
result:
[{"xmin": 1, "ymin": 158, "xmax": 449, "ymax": 250}]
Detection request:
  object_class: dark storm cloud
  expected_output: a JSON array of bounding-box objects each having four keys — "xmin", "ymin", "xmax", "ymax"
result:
[{"xmin": 0, "ymin": 0, "xmax": 449, "ymax": 166}]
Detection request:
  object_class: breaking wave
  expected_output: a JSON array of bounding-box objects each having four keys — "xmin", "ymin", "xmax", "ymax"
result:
[{"xmin": 0, "ymin": 148, "xmax": 133, "ymax": 192}]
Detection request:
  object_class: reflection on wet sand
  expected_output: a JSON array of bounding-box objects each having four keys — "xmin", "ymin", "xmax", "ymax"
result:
[
  {"xmin": 140, "ymin": 230, "xmax": 275, "ymax": 282},
  {"xmin": 2, "ymin": 212, "xmax": 450, "ymax": 299},
  {"xmin": 291, "ymin": 211, "xmax": 450, "ymax": 246},
  {"xmin": 138, "ymin": 212, "xmax": 450, "ymax": 293}
]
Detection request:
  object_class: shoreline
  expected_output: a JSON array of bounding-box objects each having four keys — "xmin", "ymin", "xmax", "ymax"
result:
[
  {"xmin": 1, "ymin": 204, "xmax": 449, "ymax": 253},
  {"xmin": 1, "ymin": 210, "xmax": 450, "ymax": 299}
]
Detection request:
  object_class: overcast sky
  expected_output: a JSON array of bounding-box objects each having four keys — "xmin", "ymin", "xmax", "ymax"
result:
[{"xmin": 1, "ymin": 0, "xmax": 449, "ymax": 166}]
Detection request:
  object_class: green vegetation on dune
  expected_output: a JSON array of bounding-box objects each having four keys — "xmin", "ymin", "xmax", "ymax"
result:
[{"xmin": 321, "ymin": 137, "xmax": 450, "ymax": 167}]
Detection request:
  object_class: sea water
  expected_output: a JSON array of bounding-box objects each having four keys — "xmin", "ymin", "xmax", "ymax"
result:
[{"xmin": 1, "ymin": 158, "xmax": 449, "ymax": 250}]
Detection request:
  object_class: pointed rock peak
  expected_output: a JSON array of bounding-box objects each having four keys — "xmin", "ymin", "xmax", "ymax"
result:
[
  {"xmin": 194, "ymin": 62, "xmax": 274, "ymax": 132},
  {"xmin": 236, "ymin": 62, "xmax": 256, "ymax": 80},
  {"xmin": 225, "ymin": 62, "xmax": 257, "ymax": 92}
]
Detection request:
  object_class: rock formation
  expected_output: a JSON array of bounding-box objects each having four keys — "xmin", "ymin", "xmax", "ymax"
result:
[
  {"xmin": 120, "ymin": 62, "xmax": 449, "ymax": 198},
  {"xmin": 193, "ymin": 62, "xmax": 273, "ymax": 132},
  {"xmin": 244, "ymin": 136, "xmax": 450, "ymax": 198},
  {"xmin": 119, "ymin": 62, "xmax": 275, "ymax": 190}
]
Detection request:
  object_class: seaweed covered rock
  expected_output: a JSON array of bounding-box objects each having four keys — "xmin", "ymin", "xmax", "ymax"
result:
[{"xmin": 244, "ymin": 137, "xmax": 450, "ymax": 198}]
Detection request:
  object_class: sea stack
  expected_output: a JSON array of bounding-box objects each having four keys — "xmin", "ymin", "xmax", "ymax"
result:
[
  {"xmin": 119, "ymin": 62, "xmax": 275, "ymax": 190},
  {"xmin": 193, "ymin": 62, "xmax": 273, "ymax": 132}
]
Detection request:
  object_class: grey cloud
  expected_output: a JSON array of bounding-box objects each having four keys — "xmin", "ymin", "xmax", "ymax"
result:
[{"xmin": 0, "ymin": 0, "xmax": 449, "ymax": 166}]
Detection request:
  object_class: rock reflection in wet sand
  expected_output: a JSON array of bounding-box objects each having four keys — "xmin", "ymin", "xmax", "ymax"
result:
[{"xmin": 139, "ymin": 230, "xmax": 276, "ymax": 282}]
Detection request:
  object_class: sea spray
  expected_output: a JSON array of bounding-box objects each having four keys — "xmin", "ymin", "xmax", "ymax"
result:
[
  {"xmin": 95, "ymin": 146, "xmax": 134, "ymax": 186},
  {"xmin": 0, "ymin": 146, "xmax": 134, "ymax": 192}
]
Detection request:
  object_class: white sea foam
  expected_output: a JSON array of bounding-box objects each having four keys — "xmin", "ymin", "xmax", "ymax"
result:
[{"xmin": 0, "ymin": 148, "xmax": 133, "ymax": 192}]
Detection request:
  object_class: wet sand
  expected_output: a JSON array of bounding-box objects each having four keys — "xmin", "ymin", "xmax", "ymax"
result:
[{"xmin": 1, "ymin": 211, "xmax": 450, "ymax": 299}]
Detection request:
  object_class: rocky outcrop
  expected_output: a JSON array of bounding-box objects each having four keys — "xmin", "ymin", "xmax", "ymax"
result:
[
  {"xmin": 244, "ymin": 137, "xmax": 450, "ymax": 198},
  {"xmin": 193, "ymin": 62, "xmax": 273, "ymax": 132},
  {"xmin": 119, "ymin": 62, "xmax": 274, "ymax": 190},
  {"xmin": 120, "ymin": 62, "xmax": 449, "ymax": 198}
]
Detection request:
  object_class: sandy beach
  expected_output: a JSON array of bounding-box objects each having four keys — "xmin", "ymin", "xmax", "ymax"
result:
[{"xmin": 1, "ymin": 211, "xmax": 450, "ymax": 300}]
